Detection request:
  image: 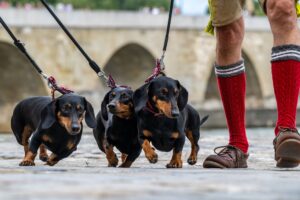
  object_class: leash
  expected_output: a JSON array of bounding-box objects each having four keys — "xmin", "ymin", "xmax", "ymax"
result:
[
  {"xmin": 145, "ymin": 0, "xmax": 175, "ymax": 83},
  {"xmin": 41, "ymin": 0, "xmax": 121, "ymax": 89},
  {"xmin": 0, "ymin": 17, "xmax": 73, "ymax": 99}
]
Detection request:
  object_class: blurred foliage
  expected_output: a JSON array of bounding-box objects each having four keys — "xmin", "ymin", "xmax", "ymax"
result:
[
  {"xmin": 253, "ymin": 0, "xmax": 264, "ymax": 16},
  {"xmin": 5, "ymin": 0, "xmax": 170, "ymax": 10}
]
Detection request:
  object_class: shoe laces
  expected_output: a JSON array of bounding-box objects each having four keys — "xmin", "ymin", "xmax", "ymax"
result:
[
  {"xmin": 274, "ymin": 127, "xmax": 300, "ymax": 146},
  {"xmin": 214, "ymin": 145, "xmax": 240, "ymax": 167},
  {"xmin": 278, "ymin": 127, "xmax": 299, "ymax": 134}
]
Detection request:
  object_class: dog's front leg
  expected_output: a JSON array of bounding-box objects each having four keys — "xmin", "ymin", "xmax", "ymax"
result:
[
  {"xmin": 46, "ymin": 153, "xmax": 60, "ymax": 166},
  {"xmin": 105, "ymin": 144, "xmax": 118, "ymax": 167},
  {"xmin": 19, "ymin": 131, "xmax": 41, "ymax": 166},
  {"xmin": 139, "ymin": 129, "xmax": 158, "ymax": 164},
  {"xmin": 166, "ymin": 135, "xmax": 185, "ymax": 168},
  {"xmin": 119, "ymin": 148, "xmax": 142, "ymax": 168}
]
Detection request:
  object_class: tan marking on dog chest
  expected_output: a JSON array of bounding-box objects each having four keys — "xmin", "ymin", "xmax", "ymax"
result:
[
  {"xmin": 42, "ymin": 135, "xmax": 52, "ymax": 143},
  {"xmin": 143, "ymin": 130, "xmax": 153, "ymax": 137},
  {"xmin": 171, "ymin": 132, "xmax": 179, "ymax": 139},
  {"xmin": 67, "ymin": 140, "xmax": 75, "ymax": 150}
]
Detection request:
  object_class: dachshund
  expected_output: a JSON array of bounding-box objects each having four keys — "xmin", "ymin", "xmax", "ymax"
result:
[
  {"xmin": 93, "ymin": 87, "xmax": 141, "ymax": 168},
  {"xmin": 11, "ymin": 93, "xmax": 96, "ymax": 166},
  {"xmin": 133, "ymin": 76, "xmax": 208, "ymax": 168}
]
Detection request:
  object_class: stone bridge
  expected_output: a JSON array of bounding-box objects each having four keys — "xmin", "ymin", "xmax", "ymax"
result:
[{"xmin": 0, "ymin": 9, "xmax": 280, "ymax": 132}]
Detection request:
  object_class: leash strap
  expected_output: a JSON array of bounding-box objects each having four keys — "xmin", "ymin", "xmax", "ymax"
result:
[
  {"xmin": 145, "ymin": 0, "xmax": 174, "ymax": 83},
  {"xmin": 0, "ymin": 17, "xmax": 73, "ymax": 97},
  {"xmin": 41, "ymin": 0, "xmax": 117, "ymax": 89},
  {"xmin": 0, "ymin": 17, "xmax": 44, "ymax": 75},
  {"xmin": 162, "ymin": 0, "xmax": 175, "ymax": 56}
]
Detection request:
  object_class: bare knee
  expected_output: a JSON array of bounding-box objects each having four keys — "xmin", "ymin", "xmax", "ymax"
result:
[{"xmin": 267, "ymin": 0, "xmax": 296, "ymax": 29}]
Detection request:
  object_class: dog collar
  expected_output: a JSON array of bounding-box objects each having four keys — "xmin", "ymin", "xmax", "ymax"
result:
[{"xmin": 143, "ymin": 101, "xmax": 164, "ymax": 117}]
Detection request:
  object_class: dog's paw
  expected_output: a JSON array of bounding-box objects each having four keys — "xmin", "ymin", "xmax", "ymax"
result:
[
  {"xmin": 187, "ymin": 156, "xmax": 197, "ymax": 165},
  {"xmin": 146, "ymin": 152, "xmax": 158, "ymax": 164},
  {"xmin": 108, "ymin": 154, "xmax": 118, "ymax": 167},
  {"xmin": 19, "ymin": 160, "xmax": 35, "ymax": 166},
  {"xmin": 119, "ymin": 162, "xmax": 131, "ymax": 168},
  {"xmin": 39, "ymin": 154, "xmax": 49, "ymax": 162},
  {"xmin": 108, "ymin": 163, "xmax": 118, "ymax": 167},
  {"xmin": 46, "ymin": 160, "xmax": 58, "ymax": 166},
  {"xmin": 166, "ymin": 160, "xmax": 183, "ymax": 168}
]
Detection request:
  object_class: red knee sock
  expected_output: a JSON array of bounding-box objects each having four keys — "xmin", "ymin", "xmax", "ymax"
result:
[
  {"xmin": 215, "ymin": 60, "xmax": 248, "ymax": 153},
  {"xmin": 271, "ymin": 45, "xmax": 300, "ymax": 135}
]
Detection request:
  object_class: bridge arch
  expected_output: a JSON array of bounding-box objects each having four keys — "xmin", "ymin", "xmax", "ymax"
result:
[
  {"xmin": 0, "ymin": 41, "xmax": 48, "ymax": 132},
  {"xmin": 103, "ymin": 43, "xmax": 156, "ymax": 89},
  {"xmin": 204, "ymin": 51, "xmax": 263, "ymax": 109}
]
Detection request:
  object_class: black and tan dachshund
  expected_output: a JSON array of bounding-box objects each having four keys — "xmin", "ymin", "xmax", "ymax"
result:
[
  {"xmin": 11, "ymin": 93, "xmax": 96, "ymax": 166},
  {"xmin": 133, "ymin": 76, "xmax": 208, "ymax": 168},
  {"xmin": 93, "ymin": 87, "xmax": 141, "ymax": 168}
]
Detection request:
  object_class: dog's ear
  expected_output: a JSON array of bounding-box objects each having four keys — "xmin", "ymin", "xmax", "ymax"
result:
[
  {"xmin": 84, "ymin": 98, "xmax": 96, "ymax": 128},
  {"xmin": 40, "ymin": 100, "xmax": 57, "ymax": 130},
  {"xmin": 101, "ymin": 92, "xmax": 110, "ymax": 121},
  {"xmin": 133, "ymin": 82, "xmax": 152, "ymax": 114},
  {"xmin": 176, "ymin": 80, "xmax": 188, "ymax": 111}
]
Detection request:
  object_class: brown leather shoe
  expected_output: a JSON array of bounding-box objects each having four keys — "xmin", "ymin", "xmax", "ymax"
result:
[
  {"xmin": 273, "ymin": 128, "xmax": 300, "ymax": 168},
  {"xmin": 203, "ymin": 145, "xmax": 249, "ymax": 169}
]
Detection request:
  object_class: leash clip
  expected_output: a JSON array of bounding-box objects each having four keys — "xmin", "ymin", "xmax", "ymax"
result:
[
  {"xmin": 97, "ymin": 71, "xmax": 107, "ymax": 79},
  {"xmin": 97, "ymin": 71, "xmax": 104, "ymax": 77},
  {"xmin": 159, "ymin": 52, "xmax": 166, "ymax": 72}
]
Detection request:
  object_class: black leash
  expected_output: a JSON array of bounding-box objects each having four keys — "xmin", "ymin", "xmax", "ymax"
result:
[
  {"xmin": 162, "ymin": 0, "xmax": 175, "ymax": 62},
  {"xmin": 0, "ymin": 16, "xmax": 73, "ymax": 97},
  {"xmin": 40, "ymin": 0, "xmax": 118, "ymax": 89},
  {"xmin": 145, "ymin": 0, "xmax": 174, "ymax": 83}
]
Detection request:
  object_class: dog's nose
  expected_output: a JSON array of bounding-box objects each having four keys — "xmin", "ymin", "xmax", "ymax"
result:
[
  {"xmin": 108, "ymin": 104, "xmax": 116, "ymax": 110},
  {"xmin": 171, "ymin": 109, "xmax": 180, "ymax": 117},
  {"xmin": 71, "ymin": 124, "xmax": 80, "ymax": 133}
]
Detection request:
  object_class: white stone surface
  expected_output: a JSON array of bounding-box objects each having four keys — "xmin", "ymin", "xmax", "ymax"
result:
[
  {"xmin": 0, "ymin": 128, "xmax": 300, "ymax": 200},
  {"xmin": 0, "ymin": 8, "xmax": 271, "ymax": 31}
]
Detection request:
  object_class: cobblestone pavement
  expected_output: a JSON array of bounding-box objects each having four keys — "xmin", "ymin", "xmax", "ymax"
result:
[{"xmin": 0, "ymin": 128, "xmax": 300, "ymax": 200}]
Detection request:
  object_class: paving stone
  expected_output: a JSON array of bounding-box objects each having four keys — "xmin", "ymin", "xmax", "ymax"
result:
[{"xmin": 0, "ymin": 128, "xmax": 299, "ymax": 200}]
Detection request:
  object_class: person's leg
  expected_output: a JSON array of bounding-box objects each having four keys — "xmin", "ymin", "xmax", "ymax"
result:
[
  {"xmin": 203, "ymin": 0, "xmax": 249, "ymax": 169},
  {"xmin": 264, "ymin": 0, "xmax": 300, "ymax": 167},
  {"xmin": 215, "ymin": 18, "xmax": 248, "ymax": 154}
]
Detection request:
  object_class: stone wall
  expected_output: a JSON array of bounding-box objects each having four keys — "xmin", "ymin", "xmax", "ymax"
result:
[{"xmin": 0, "ymin": 9, "xmax": 282, "ymax": 132}]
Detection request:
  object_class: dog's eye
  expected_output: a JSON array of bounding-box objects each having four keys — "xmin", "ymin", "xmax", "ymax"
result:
[
  {"xmin": 120, "ymin": 93, "xmax": 127, "ymax": 99},
  {"xmin": 174, "ymin": 90, "xmax": 179, "ymax": 96},
  {"xmin": 62, "ymin": 104, "xmax": 71, "ymax": 112},
  {"xmin": 110, "ymin": 93, "xmax": 116, "ymax": 98},
  {"xmin": 161, "ymin": 89, "xmax": 168, "ymax": 96},
  {"xmin": 77, "ymin": 106, "xmax": 84, "ymax": 113}
]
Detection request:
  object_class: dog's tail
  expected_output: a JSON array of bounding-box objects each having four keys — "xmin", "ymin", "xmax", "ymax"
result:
[
  {"xmin": 200, "ymin": 115, "xmax": 209, "ymax": 126},
  {"xmin": 11, "ymin": 104, "xmax": 25, "ymax": 145},
  {"xmin": 11, "ymin": 120, "xmax": 23, "ymax": 145}
]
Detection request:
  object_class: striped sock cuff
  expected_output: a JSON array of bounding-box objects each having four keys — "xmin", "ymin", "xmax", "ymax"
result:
[
  {"xmin": 215, "ymin": 60, "xmax": 245, "ymax": 78},
  {"xmin": 271, "ymin": 44, "xmax": 300, "ymax": 62}
]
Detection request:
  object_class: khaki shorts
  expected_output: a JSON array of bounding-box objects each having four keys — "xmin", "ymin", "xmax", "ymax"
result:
[{"xmin": 209, "ymin": 0, "xmax": 266, "ymax": 27}]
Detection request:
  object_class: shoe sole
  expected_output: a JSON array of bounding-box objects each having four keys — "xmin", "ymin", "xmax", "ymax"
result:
[
  {"xmin": 203, "ymin": 160, "xmax": 248, "ymax": 169},
  {"xmin": 276, "ymin": 139, "xmax": 300, "ymax": 168},
  {"xmin": 203, "ymin": 160, "xmax": 226, "ymax": 169},
  {"xmin": 277, "ymin": 158, "xmax": 299, "ymax": 168}
]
